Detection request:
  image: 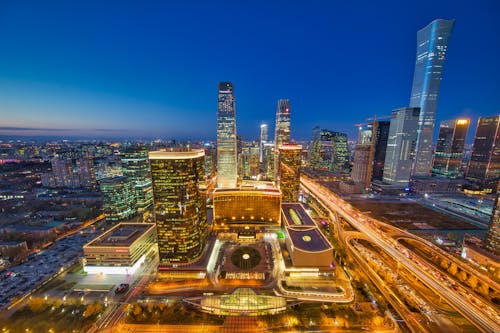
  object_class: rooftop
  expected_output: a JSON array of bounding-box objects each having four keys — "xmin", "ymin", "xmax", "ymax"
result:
[
  {"xmin": 85, "ymin": 223, "xmax": 155, "ymax": 247},
  {"xmin": 148, "ymin": 149, "xmax": 204, "ymax": 160},
  {"xmin": 287, "ymin": 226, "xmax": 332, "ymax": 252},
  {"xmin": 282, "ymin": 203, "xmax": 316, "ymax": 227}
]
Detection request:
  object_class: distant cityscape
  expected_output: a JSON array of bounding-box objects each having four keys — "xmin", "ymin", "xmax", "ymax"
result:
[{"xmin": 0, "ymin": 17, "xmax": 499, "ymax": 333}]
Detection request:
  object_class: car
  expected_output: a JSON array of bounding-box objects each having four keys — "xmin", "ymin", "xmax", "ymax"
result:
[{"xmin": 115, "ymin": 283, "xmax": 130, "ymax": 294}]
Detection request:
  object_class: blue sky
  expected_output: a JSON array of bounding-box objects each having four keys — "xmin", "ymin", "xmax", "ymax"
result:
[{"xmin": 0, "ymin": 0, "xmax": 498, "ymax": 141}]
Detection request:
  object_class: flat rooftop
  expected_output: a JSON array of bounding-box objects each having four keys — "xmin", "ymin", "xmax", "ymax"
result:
[
  {"xmin": 85, "ymin": 223, "xmax": 155, "ymax": 247},
  {"xmin": 287, "ymin": 226, "xmax": 332, "ymax": 252},
  {"xmin": 282, "ymin": 203, "xmax": 316, "ymax": 227}
]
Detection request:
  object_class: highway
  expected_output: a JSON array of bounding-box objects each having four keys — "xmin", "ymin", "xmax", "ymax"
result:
[{"xmin": 301, "ymin": 176, "xmax": 500, "ymax": 333}]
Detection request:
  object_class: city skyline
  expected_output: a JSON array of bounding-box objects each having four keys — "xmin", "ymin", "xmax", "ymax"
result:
[{"xmin": 0, "ymin": 1, "xmax": 498, "ymax": 141}]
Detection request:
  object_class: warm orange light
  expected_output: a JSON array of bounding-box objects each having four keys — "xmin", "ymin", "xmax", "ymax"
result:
[{"xmin": 456, "ymin": 119, "xmax": 469, "ymax": 125}]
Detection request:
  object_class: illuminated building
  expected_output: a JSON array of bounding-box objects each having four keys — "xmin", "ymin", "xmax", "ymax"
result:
[
  {"xmin": 432, "ymin": 118, "xmax": 469, "ymax": 178},
  {"xmin": 383, "ymin": 107, "xmax": 420, "ymax": 187},
  {"xmin": 259, "ymin": 123, "xmax": 268, "ymax": 163},
  {"xmin": 212, "ymin": 184, "xmax": 281, "ymax": 229},
  {"xmin": 351, "ymin": 124, "xmax": 373, "ymax": 189},
  {"xmin": 486, "ymin": 182, "xmax": 500, "ymax": 255},
  {"xmin": 83, "ymin": 223, "xmax": 157, "ymax": 275},
  {"xmin": 149, "ymin": 149, "xmax": 207, "ymax": 265},
  {"xmin": 409, "ymin": 19, "xmax": 455, "ymax": 177},
  {"xmin": 309, "ymin": 128, "xmax": 349, "ymax": 173},
  {"xmin": 217, "ymin": 82, "xmax": 238, "ymax": 188},
  {"xmin": 100, "ymin": 176, "xmax": 137, "ymax": 221},
  {"xmin": 42, "ymin": 157, "xmax": 96, "ymax": 189},
  {"xmin": 274, "ymin": 99, "xmax": 291, "ymax": 148},
  {"xmin": 121, "ymin": 147, "xmax": 153, "ymax": 212},
  {"xmin": 76, "ymin": 158, "xmax": 97, "ymax": 190},
  {"xmin": 466, "ymin": 116, "xmax": 500, "ymax": 190},
  {"xmin": 240, "ymin": 145, "xmax": 260, "ymax": 180},
  {"xmin": 371, "ymin": 121, "xmax": 391, "ymax": 181},
  {"xmin": 279, "ymin": 144, "xmax": 302, "ymax": 202},
  {"xmin": 262, "ymin": 142, "xmax": 275, "ymax": 181},
  {"xmin": 282, "ymin": 203, "xmax": 334, "ymax": 268}
]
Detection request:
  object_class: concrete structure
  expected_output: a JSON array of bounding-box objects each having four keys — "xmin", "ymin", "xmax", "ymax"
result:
[
  {"xmin": 466, "ymin": 115, "xmax": 500, "ymax": 190},
  {"xmin": 212, "ymin": 184, "xmax": 281, "ymax": 229},
  {"xmin": 83, "ymin": 223, "xmax": 156, "ymax": 274},
  {"xmin": 278, "ymin": 144, "xmax": 302, "ymax": 202},
  {"xmin": 383, "ymin": 107, "xmax": 420, "ymax": 187},
  {"xmin": 409, "ymin": 19, "xmax": 455, "ymax": 176},
  {"xmin": 100, "ymin": 176, "xmax": 136, "ymax": 221},
  {"xmin": 217, "ymin": 82, "xmax": 238, "ymax": 188},
  {"xmin": 432, "ymin": 119, "xmax": 469, "ymax": 178},
  {"xmin": 149, "ymin": 149, "xmax": 208, "ymax": 265}
]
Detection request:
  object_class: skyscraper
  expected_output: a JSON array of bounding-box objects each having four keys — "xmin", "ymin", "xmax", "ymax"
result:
[
  {"xmin": 259, "ymin": 124, "xmax": 268, "ymax": 163},
  {"xmin": 279, "ymin": 144, "xmax": 302, "ymax": 202},
  {"xmin": 121, "ymin": 147, "xmax": 153, "ymax": 212},
  {"xmin": 466, "ymin": 116, "xmax": 500, "ymax": 189},
  {"xmin": 351, "ymin": 125, "xmax": 373, "ymax": 189},
  {"xmin": 432, "ymin": 119, "xmax": 469, "ymax": 178},
  {"xmin": 383, "ymin": 107, "xmax": 420, "ymax": 186},
  {"xmin": 486, "ymin": 181, "xmax": 500, "ymax": 255},
  {"xmin": 371, "ymin": 121, "xmax": 391, "ymax": 182},
  {"xmin": 217, "ymin": 82, "xmax": 237, "ymax": 188},
  {"xmin": 100, "ymin": 176, "xmax": 137, "ymax": 221},
  {"xmin": 274, "ymin": 99, "xmax": 291, "ymax": 148},
  {"xmin": 409, "ymin": 19, "xmax": 455, "ymax": 176},
  {"xmin": 331, "ymin": 132, "xmax": 349, "ymax": 174},
  {"xmin": 149, "ymin": 149, "xmax": 207, "ymax": 265}
]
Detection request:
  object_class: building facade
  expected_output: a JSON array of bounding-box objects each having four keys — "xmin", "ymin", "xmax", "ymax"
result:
[
  {"xmin": 274, "ymin": 99, "xmax": 291, "ymax": 149},
  {"xmin": 279, "ymin": 145, "xmax": 302, "ymax": 202},
  {"xmin": 466, "ymin": 116, "xmax": 500, "ymax": 190},
  {"xmin": 371, "ymin": 121, "xmax": 391, "ymax": 181},
  {"xmin": 100, "ymin": 176, "xmax": 137, "ymax": 221},
  {"xmin": 432, "ymin": 119, "xmax": 469, "ymax": 178},
  {"xmin": 217, "ymin": 82, "xmax": 238, "ymax": 188},
  {"xmin": 486, "ymin": 182, "xmax": 500, "ymax": 255},
  {"xmin": 121, "ymin": 147, "xmax": 153, "ymax": 212},
  {"xmin": 149, "ymin": 149, "xmax": 207, "ymax": 265},
  {"xmin": 409, "ymin": 19, "xmax": 455, "ymax": 177},
  {"xmin": 259, "ymin": 124, "xmax": 268, "ymax": 164},
  {"xmin": 383, "ymin": 107, "xmax": 420, "ymax": 186}
]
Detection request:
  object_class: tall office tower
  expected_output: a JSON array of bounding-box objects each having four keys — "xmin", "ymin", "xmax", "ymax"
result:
[
  {"xmin": 203, "ymin": 143, "xmax": 217, "ymax": 178},
  {"xmin": 259, "ymin": 124, "xmax": 268, "ymax": 163},
  {"xmin": 486, "ymin": 181, "xmax": 500, "ymax": 255},
  {"xmin": 262, "ymin": 142, "xmax": 275, "ymax": 181},
  {"xmin": 432, "ymin": 119, "xmax": 469, "ymax": 178},
  {"xmin": 100, "ymin": 176, "xmax": 137, "ymax": 221},
  {"xmin": 371, "ymin": 121, "xmax": 391, "ymax": 181},
  {"xmin": 331, "ymin": 132, "xmax": 349, "ymax": 174},
  {"xmin": 274, "ymin": 99, "xmax": 291, "ymax": 148},
  {"xmin": 383, "ymin": 107, "xmax": 420, "ymax": 186},
  {"xmin": 240, "ymin": 145, "xmax": 260, "ymax": 179},
  {"xmin": 217, "ymin": 82, "xmax": 237, "ymax": 188},
  {"xmin": 466, "ymin": 116, "xmax": 500, "ymax": 189},
  {"xmin": 76, "ymin": 158, "xmax": 97, "ymax": 190},
  {"xmin": 121, "ymin": 148, "xmax": 153, "ymax": 212},
  {"xmin": 278, "ymin": 145, "xmax": 302, "ymax": 202},
  {"xmin": 409, "ymin": 19, "xmax": 455, "ymax": 176},
  {"xmin": 308, "ymin": 126, "xmax": 323, "ymax": 169},
  {"xmin": 352, "ymin": 125, "xmax": 373, "ymax": 188},
  {"xmin": 149, "ymin": 149, "xmax": 207, "ymax": 265}
]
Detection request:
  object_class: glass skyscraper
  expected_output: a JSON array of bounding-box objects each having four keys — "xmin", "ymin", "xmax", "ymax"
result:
[
  {"xmin": 383, "ymin": 107, "xmax": 420, "ymax": 186},
  {"xmin": 149, "ymin": 149, "xmax": 207, "ymax": 265},
  {"xmin": 100, "ymin": 176, "xmax": 137, "ymax": 221},
  {"xmin": 486, "ymin": 181, "xmax": 500, "ymax": 255},
  {"xmin": 121, "ymin": 147, "xmax": 153, "ymax": 212},
  {"xmin": 217, "ymin": 82, "xmax": 238, "ymax": 188},
  {"xmin": 432, "ymin": 119, "xmax": 469, "ymax": 178},
  {"xmin": 274, "ymin": 99, "xmax": 291, "ymax": 148},
  {"xmin": 409, "ymin": 19, "xmax": 455, "ymax": 176},
  {"xmin": 279, "ymin": 144, "xmax": 302, "ymax": 202}
]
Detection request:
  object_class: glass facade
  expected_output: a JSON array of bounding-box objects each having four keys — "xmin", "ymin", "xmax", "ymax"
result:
[
  {"xmin": 274, "ymin": 99, "xmax": 291, "ymax": 148},
  {"xmin": 279, "ymin": 145, "xmax": 302, "ymax": 202},
  {"xmin": 466, "ymin": 116, "xmax": 500, "ymax": 189},
  {"xmin": 217, "ymin": 82, "xmax": 238, "ymax": 188},
  {"xmin": 149, "ymin": 149, "xmax": 207, "ymax": 265},
  {"xmin": 383, "ymin": 107, "xmax": 420, "ymax": 186},
  {"xmin": 121, "ymin": 147, "xmax": 153, "ymax": 212},
  {"xmin": 486, "ymin": 182, "xmax": 500, "ymax": 255},
  {"xmin": 371, "ymin": 121, "xmax": 391, "ymax": 181},
  {"xmin": 212, "ymin": 188, "xmax": 281, "ymax": 228},
  {"xmin": 100, "ymin": 176, "xmax": 137, "ymax": 221},
  {"xmin": 432, "ymin": 119, "xmax": 469, "ymax": 178},
  {"xmin": 409, "ymin": 19, "xmax": 455, "ymax": 176}
]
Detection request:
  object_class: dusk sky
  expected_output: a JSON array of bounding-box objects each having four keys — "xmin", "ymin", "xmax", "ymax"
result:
[{"xmin": 0, "ymin": 0, "xmax": 498, "ymax": 141}]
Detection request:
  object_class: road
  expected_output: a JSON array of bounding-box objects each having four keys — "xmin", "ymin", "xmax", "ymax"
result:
[{"xmin": 301, "ymin": 175, "xmax": 500, "ymax": 333}]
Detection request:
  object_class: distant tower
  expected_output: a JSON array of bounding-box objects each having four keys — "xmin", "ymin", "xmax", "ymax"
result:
[
  {"xmin": 432, "ymin": 119, "xmax": 469, "ymax": 178},
  {"xmin": 279, "ymin": 144, "xmax": 302, "ymax": 202},
  {"xmin": 409, "ymin": 19, "xmax": 455, "ymax": 177},
  {"xmin": 149, "ymin": 149, "xmax": 207, "ymax": 265},
  {"xmin": 371, "ymin": 121, "xmax": 391, "ymax": 182},
  {"xmin": 121, "ymin": 147, "xmax": 153, "ymax": 212},
  {"xmin": 383, "ymin": 107, "xmax": 420, "ymax": 186},
  {"xmin": 100, "ymin": 176, "xmax": 136, "ymax": 221},
  {"xmin": 331, "ymin": 132, "xmax": 349, "ymax": 174},
  {"xmin": 352, "ymin": 125, "xmax": 373, "ymax": 189},
  {"xmin": 217, "ymin": 82, "xmax": 237, "ymax": 188},
  {"xmin": 259, "ymin": 124, "xmax": 268, "ymax": 163},
  {"xmin": 274, "ymin": 99, "xmax": 291, "ymax": 148},
  {"xmin": 466, "ymin": 115, "xmax": 500, "ymax": 189}
]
